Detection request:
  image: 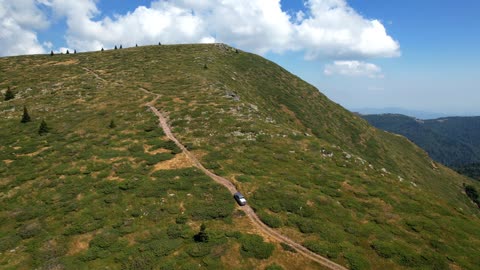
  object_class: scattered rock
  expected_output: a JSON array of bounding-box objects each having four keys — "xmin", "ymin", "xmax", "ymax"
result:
[{"xmin": 225, "ymin": 90, "xmax": 240, "ymax": 101}]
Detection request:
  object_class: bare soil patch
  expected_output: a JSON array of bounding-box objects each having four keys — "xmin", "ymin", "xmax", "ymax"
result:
[
  {"xmin": 152, "ymin": 152, "xmax": 193, "ymax": 171},
  {"xmin": 68, "ymin": 233, "xmax": 94, "ymax": 255}
]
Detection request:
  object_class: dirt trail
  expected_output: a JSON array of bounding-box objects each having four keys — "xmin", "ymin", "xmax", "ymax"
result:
[
  {"xmin": 80, "ymin": 65, "xmax": 346, "ymax": 269},
  {"xmin": 82, "ymin": 67, "xmax": 106, "ymax": 82},
  {"xmin": 140, "ymin": 87, "xmax": 348, "ymax": 270}
]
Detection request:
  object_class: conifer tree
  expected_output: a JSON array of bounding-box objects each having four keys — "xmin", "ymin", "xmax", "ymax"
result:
[
  {"xmin": 194, "ymin": 223, "xmax": 209, "ymax": 243},
  {"xmin": 158, "ymin": 42, "xmax": 161, "ymax": 45},
  {"xmin": 136, "ymin": 44, "xmax": 138, "ymax": 47},
  {"xmin": 203, "ymin": 63, "xmax": 208, "ymax": 69},
  {"xmin": 66, "ymin": 49, "xmax": 70, "ymax": 54},
  {"xmin": 50, "ymin": 50, "xmax": 54, "ymax": 56},
  {"xmin": 109, "ymin": 119, "xmax": 116, "ymax": 129},
  {"xmin": 101, "ymin": 48, "xmax": 104, "ymax": 52},
  {"xmin": 119, "ymin": 45, "xmax": 122, "ymax": 49},
  {"xmin": 4, "ymin": 87, "xmax": 14, "ymax": 101},
  {"xmin": 114, "ymin": 45, "xmax": 118, "ymax": 50},
  {"xmin": 74, "ymin": 49, "xmax": 77, "ymax": 54},
  {"xmin": 21, "ymin": 106, "xmax": 31, "ymax": 123},
  {"xmin": 38, "ymin": 120, "xmax": 49, "ymax": 135}
]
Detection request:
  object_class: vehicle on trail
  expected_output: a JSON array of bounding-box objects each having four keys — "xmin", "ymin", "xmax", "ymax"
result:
[{"xmin": 233, "ymin": 192, "xmax": 247, "ymax": 206}]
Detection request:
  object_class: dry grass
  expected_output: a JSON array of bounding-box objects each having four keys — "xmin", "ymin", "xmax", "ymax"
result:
[
  {"xmin": 53, "ymin": 59, "xmax": 79, "ymax": 66},
  {"xmin": 16, "ymin": 147, "xmax": 50, "ymax": 157},
  {"xmin": 68, "ymin": 233, "xmax": 94, "ymax": 255},
  {"xmin": 152, "ymin": 152, "xmax": 193, "ymax": 171}
]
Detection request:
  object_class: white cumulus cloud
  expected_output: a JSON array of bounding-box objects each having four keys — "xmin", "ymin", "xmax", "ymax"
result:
[
  {"xmin": 295, "ymin": 0, "xmax": 400, "ymax": 60},
  {"xmin": 0, "ymin": 0, "xmax": 400, "ymax": 62},
  {"xmin": 324, "ymin": 61, "xmax": 383, "ymax": 78},
  {"xmin": 0, "ymin": 0, "xmax": 49, "ymax": 56}
]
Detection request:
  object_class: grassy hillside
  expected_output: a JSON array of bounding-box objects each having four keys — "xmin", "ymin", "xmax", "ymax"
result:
[
  {"xmin": 362, "ymin": 114, "xmax": 480, "ymax": 169},
  {"xmin": 1, "ymin": 44, "xmax": 480, "ymax": 270}
]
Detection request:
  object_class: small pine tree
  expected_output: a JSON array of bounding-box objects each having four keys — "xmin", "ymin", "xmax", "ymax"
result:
[
  {"xmin": 194, "ymin": 223, "xmax": 209, "ymax": 243},
  {"xmin": 119, "ymin": 45, "xmax": 122, "ymax": 49},
  {"xmin": 158, "ymin": 42, "xmax": 161, "ymax": 46},
  {"xmin": 136, "ymin": 44, "xmax": 138, "ymax": 47},
  {"xmin": 114, "ymin": 45, "xmax": 118, "ymax": 50},
  {"xmin": 235, "ymin": 49, "xmax": 239, "ymax": 54},
  {"xmin": 101, "ymin": 48, "xmax": 104, "ymax": 52},
  {"xmin": 74, "ymin": 49, "xmax": 77, "ymax": 54},
  {"xmin": 66, "ymin": 49, "xmax": 70, "ymax": 54},
  {"xmin": 38, "ymin": 120, "xmax": 49, "ymax": 135},
  {"xmin": 21, "ymin": 106, "xmax": 31, "ymax": 123},
  {"xmin": 4, "ymin": 87, "xmax": 14, "ymax": 101},
  {"xmin": 203, "ymin": 63, "xmax": 208, "ymax": 69},
  {"xmin": 50, "ymin": 50, "xmax": 54, "ymax": 56},
  {"xmin": 109, "ymin": 119, "xmax": 116, "ymax": 129}
]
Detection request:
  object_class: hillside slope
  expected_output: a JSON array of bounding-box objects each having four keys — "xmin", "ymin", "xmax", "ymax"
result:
[
  {"xmin": 362, "ymin": 114, "xmax": 480, "ymax": 168},
  {"xmin": 1, "ymin": 44, "xmax": 480, "ymax": 270}
]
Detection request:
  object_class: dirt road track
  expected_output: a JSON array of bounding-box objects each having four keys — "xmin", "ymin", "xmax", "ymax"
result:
[
  {"xmin": 141, "ymin": 88, "xmax": 348, "ymax": 270},
  {"xmin": 82, "ymin": 65, "xmax": 348, "ymax": 269}
]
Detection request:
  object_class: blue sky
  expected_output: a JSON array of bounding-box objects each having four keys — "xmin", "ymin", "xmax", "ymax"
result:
[
  {"xmin": 274, "ymin": 0, "xmax": 480, "ymax": 116},
  {"xmin": 1, "ymin": 0, "xmax": 479, "ymax": 117}
]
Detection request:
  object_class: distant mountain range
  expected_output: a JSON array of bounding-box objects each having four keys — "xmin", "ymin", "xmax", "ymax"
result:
[
  {"xmin": 351, "ymin": 107, "xmax": 449, "ymax": 120},
  {"xmin": 362, "ymin": 113, "xmax": 480, "ymax": 179}
]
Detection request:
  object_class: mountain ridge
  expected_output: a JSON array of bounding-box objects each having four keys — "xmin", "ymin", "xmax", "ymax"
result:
[
  {"xmin": 1, "ymin": 44, "xmax": 480, "ymax": 269},
  {"xmin": 362, "ymin": 113, "xmax": 480, "ymax": 168}
]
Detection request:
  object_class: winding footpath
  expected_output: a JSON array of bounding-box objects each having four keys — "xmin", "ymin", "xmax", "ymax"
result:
[
  {"xmin": 141, "ymin": 88, "xmax": 348, "ymax": 270},
  {"xmin": 82, "ymin": 65, "xmax": 346, "ymax": 269}
]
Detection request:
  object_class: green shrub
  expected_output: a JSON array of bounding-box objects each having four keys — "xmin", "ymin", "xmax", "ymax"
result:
[
  {"xmin": 176, "ymin": 215, "xmax": 188, "ymax": 224},
  {"xmin": 145, "ymin": 153, "xmax": 174, "ymax": 165},
  {"xmin": 186, "ymin": 244, "xmax": 210, "ymax": 257},
  {"xmin": 265, "ymin": 264, "xmax": 284, "ymax": 270},
  {"xmin": 17, "ymin": 222, "xmax": 42, "ymax": 239},
  {"xmin": 80, "ymin": 246, "xmax": 103, "ymax": 261},
  {"xmin": 120, "ymin": 250, "xmax": 156, "ymax": 270},
  {"xmin": 371, "ymin": 240, "xmax": 396, "ymax": 258},
  {"xmin": 15, "ymin": 206, "xmax": 44, "ymax": 222},
  {"xmin": 225, "ymin": 231, "xmax": 242, "ymax": 239},
  {"xmin": 344, "ymin": 251, "xmax": 370, "ymax": 270},
  {"xmin": 280, "ymin": 242, "xmax": 296, "ymax": 253},
  {"xmin": 303, "ymin": 240, "xmax": 340, "ymax": 259},
  {"xmin": 397, "ymin": 251, "xmax": 425, "ymax": 267},
  {"xmin": 239, "ymin": 234, "xmax": 274, "ymax": 260},
  {"xmin": 162, "ymin": 140, "xmax": 181, "ymax": 154},
  {"xmin": 167, "ymin": 224, "xmax": 190, "ymax": 239},
  {"xmin": 258, "ymin": 211, "xmax": 282, "ymax": 228},
  {"xmin": 0, "ymin": 235, "xmax": 21, "ymax": 252},
  {"xmin": 96, "ymin": 180, "xmax": 118, "ymax": 194},
  {"xmin": 236, "ymin": 175, "xmax": 252, "ymax": 183},
  {"xmin": 89, "ymin": 231, "xmax": 119, "ymax": 250},
  {"xmin": 63, "ymin": 216, "xmax": 104, "ymax": 236},
  {"xmin": 146, "ymin": 239, "xmax": 182, "ymax": 257},
  {"xmin": 118, "ymin": 179, "xmax": 139, "ymax": 190}
]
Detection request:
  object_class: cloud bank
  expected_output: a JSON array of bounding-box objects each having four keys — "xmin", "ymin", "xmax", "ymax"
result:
[{"xmin": 0, "ymin": 0, "xmax": 400, "ymax": 77}]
